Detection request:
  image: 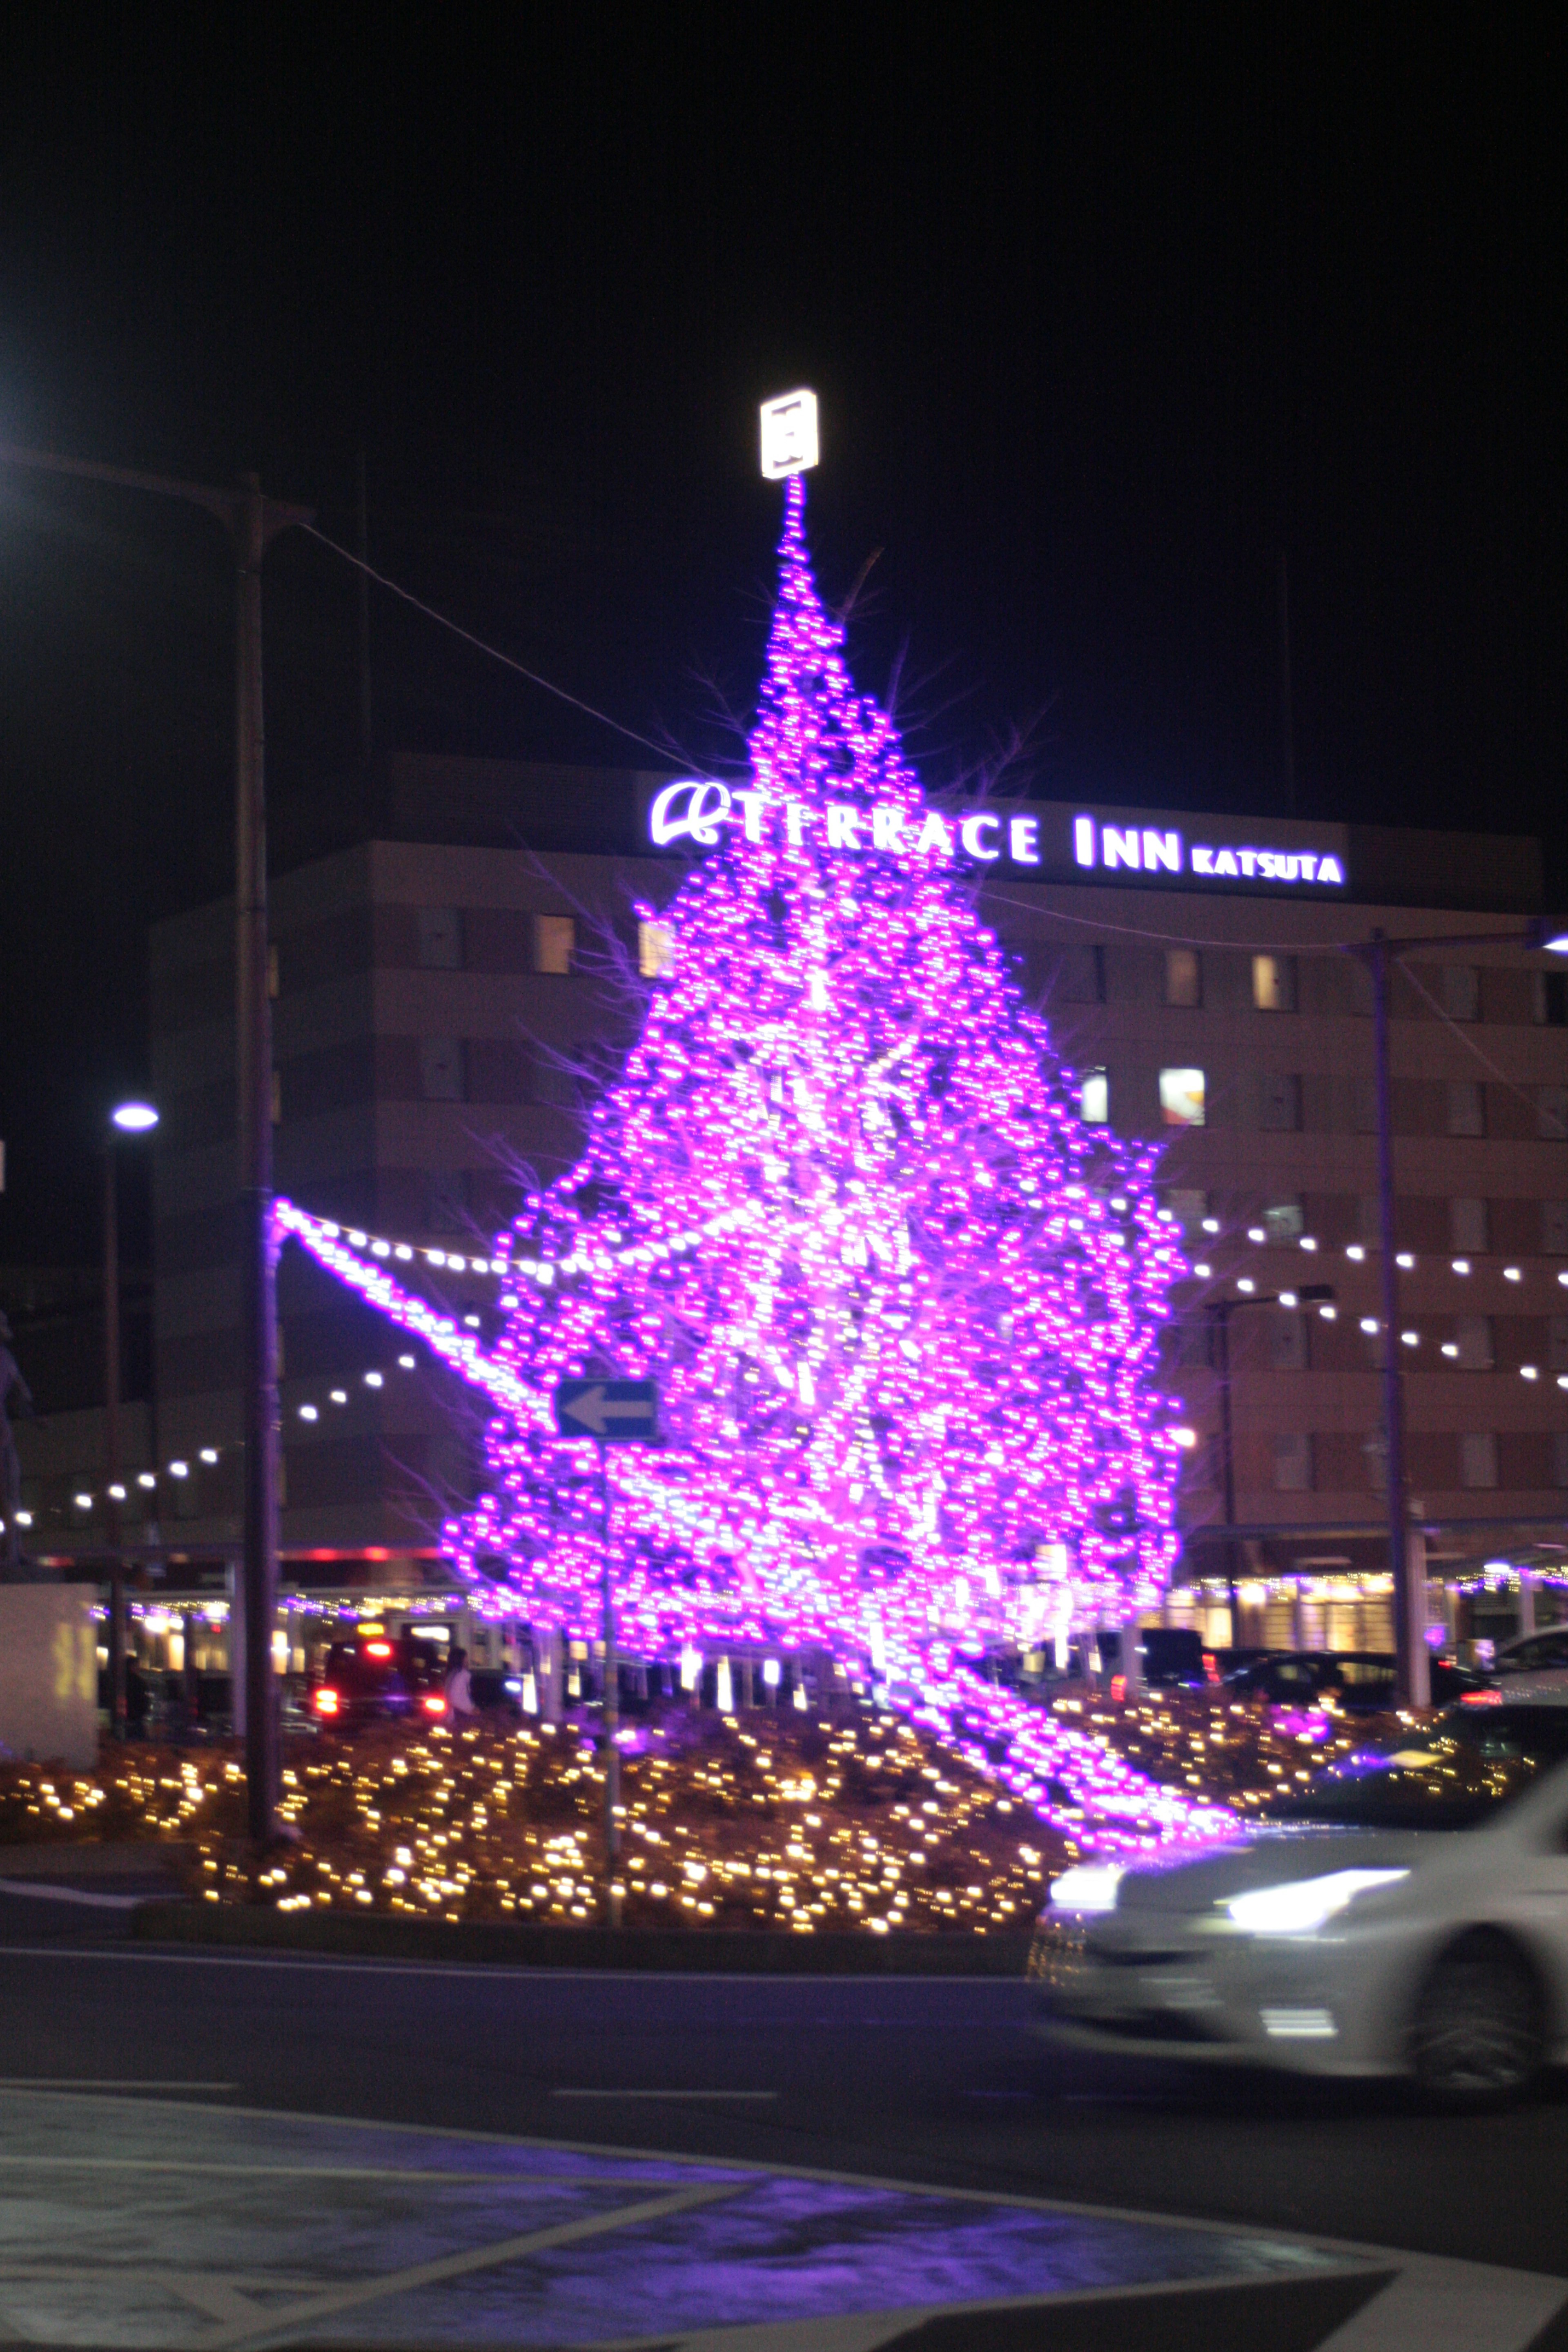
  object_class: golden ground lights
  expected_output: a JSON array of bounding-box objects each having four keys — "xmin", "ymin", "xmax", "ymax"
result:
[{"xmin": 0, "ymin": 1706, "xmax": 1076, "ymax": 1934}]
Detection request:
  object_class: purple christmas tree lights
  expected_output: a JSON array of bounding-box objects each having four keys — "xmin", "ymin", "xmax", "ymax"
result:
[{"xmin": 280, "ymin": 476, "xmax": 1233, "ymax": 1854}]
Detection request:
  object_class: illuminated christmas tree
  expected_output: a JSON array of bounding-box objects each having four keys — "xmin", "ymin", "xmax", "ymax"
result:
[{"xmin": 284, "ymin": 475, "xmax": 1217, "ymax": 1851}]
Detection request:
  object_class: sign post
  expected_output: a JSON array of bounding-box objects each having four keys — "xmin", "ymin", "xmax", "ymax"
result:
[{"xmin": 553, "ymin": 1380, "xmax": 660, "ymax": 1924}]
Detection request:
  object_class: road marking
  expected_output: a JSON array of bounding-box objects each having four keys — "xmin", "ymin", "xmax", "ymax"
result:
[
  {"xmin": 0, "ymin": 1943, "xmax": 1022, "ymax": 1987},
  {"xmin": 0, "ymin": 1879, "xmax": 148, "ymax": 1909},
  {"xmin": 0, "ymin": 2078, "xmax": 236, "ymax": 2091},
  {"xmin": 552, "ymin": 2098, "xmax": 780, "ymax": 2117},
  {"xmin": 203, "ymin": 2180, "xmax": 747, "ymax": 2352}
]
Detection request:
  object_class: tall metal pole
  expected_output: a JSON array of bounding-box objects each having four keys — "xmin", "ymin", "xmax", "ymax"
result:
[
  {"xmin": 1212, "ymin": 1304, "xmax": 1239, "ymax": 1650},
  {"xmin": 102, "ymin": 1145, "xmax": 127, "ymax": 1740},
  {"xmin": 236, "ymin": 478, "xmax": 281, "ymax": 1842},
  {"xmin": 1369, "ymin": 933, "xmax": 1427, "ymax": 1706},
  {"xmin": 599, "ymin": 1440, "xmax": 621, "ymax": 1926}
]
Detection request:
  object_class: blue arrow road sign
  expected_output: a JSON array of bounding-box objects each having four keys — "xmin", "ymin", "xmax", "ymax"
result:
[{"xmin": 553, "ymin": 1379, "xmax": 659, "ymax": 1442}]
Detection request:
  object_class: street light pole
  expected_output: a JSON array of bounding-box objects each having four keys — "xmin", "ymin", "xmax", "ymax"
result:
[
  {"xmin": 102, "ymin": 1142, "xmax": 127, "ymax": 1740},
  {"xmin": 1, "ymin": 443, "xmax": 310, "ymax": 1841},
  {"xmin": 1365, "ymin": 931, "xmax": 1425, "ymax": 1708}
]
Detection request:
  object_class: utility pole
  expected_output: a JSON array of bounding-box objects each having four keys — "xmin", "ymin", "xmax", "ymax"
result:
[
  {"xmin": 1365, "ymin": 931, "xmax": 1424, "ymax": 1709},
  {"xmin": 102, "ymin": 1146, "xmax": 127, "ymax": 1740},
  {"xmin": 0, "ymin": 443, "xmax": 310, "ymax": 1841},
  {"xmin": 600, "ymin": 1441, "xmax": 621, "ymax": 1927}
]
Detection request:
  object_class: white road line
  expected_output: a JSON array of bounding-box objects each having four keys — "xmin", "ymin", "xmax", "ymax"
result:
[
  {"xmin": 204, "ymin": 2181, "xmax": 748, "ymax": 2352},
  {"xmin": 0, "ymin": 1942, "xmax": 1016, "ymax": 1985},
  {"xmin": 0, "ymin": 2078, "xmax": 236, "ymax": 2091},
  {"xmin": 552, "ymin": 2098, "xmax": 780, "ymax": 2117},
  {"xmin": 0, "ymin": 1879, "xmax": 148, "ymax": 1909},
  {"xmin": 0, "ymin": 2156, "xmax": 712, "ymax": 2183}
]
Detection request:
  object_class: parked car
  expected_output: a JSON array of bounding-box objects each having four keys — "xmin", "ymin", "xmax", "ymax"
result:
[
  {"xmin": 310, "ymin": 1638, "xmax": 448, "ymax": 1732},
  {"xmin": 1032, "ymin": 1690, "xmax": 1568, "ymax": 2099},
  {"xmin": 1216, "ymin": 1650, "xmax": 1481, "ymax": 1713},
  {"xmin": 1492, "ymin": 1623, "xmax": 1568, "ymax": 1693}
]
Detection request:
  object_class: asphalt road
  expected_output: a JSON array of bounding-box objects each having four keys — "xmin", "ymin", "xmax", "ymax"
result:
[{"xmin": 2, "ymin": 1892, "xmax": 1566, "ymax": 2285}]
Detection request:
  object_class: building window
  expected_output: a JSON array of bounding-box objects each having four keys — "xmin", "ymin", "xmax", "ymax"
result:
[
  {"xmin": 1450, "ymin": 1196, "xmax": 1489, "ymax": 1254},
  {"xmin": 533, "ymin": 1059, "xmax": 577, "ymax": 1109},
  {"xmin": 1533, "ymin": 971, "xmax": 1568, "ymax": 1027},
  {"xmin": 1454, "ymin": 1314, "xmax": 1494, "ymax": 1370},
  {"xmin": 1544, "ymin": 1200, "xmax": 1568, "ymax": 1254},
  {"xmin": 1062, "ymin": 945, "xmax": 1105, "ymax": 1004},
  {"xmin": 534, "ymin": 914, "xmax": 576, "ymax": 975},
  {"xmin": 1269, "ymin": 1312, "xmax": 1308, "ymax": 1372},
  {"xmin": 1165, "ymin": 1187, "xmax": 1209, "ymax": 1238},
  {"xmin": 1164, "ymin": 948, "xmax": 1202, "ymax": 1008},
  {"xmin": 1537, "ymin": 1087, "xmax": 1568, "ymax": 1141},
  {"xmin": 1446, "ymin": 1081, "xmax": 1485, "ymax": 1137},
  {"xmin": 1548, "ymin": 1317, "xmax": 1568, "ymax": 1374},
  {"xmin": 1273, "ymin": 1432, "xmax": 1313, "ymax": 1493},
  {"xmin": 419, "ymin": 1036, "xmax": 467, "ymax": 1101},
  {"xmin": 638, "ymin": 920, "xmax": 676, "ymax": 979},
  {"xmin": 1252, "ymin": 953, "xmax": 1297, "ymax": 1012},
  {"xmin": 1363, "ymin": 1431, "xmax": 1388, "ymax": 1491},
  {"xmin": 1553, "ymin": 1431, "xmax": 1568, "ymax": 1490},
  {"xmin": 1440, "ymin": 965, "xmax": 1479, "ymax": 1023},
  {"xmin": 1079, "ymin": 1068, "xmax": 1109, "ymax": 1125},
  {"xmin": 1264, "ymin": 1198, "xmax": 1305, "ymax": 1244},
  {"xmin": 1459, "ymin": 1432, "xmax": 1498, "ymax": 1491},
  {"xmin": 417, "ymin": 906, "xmax": 464, "ymax": 969},
  {"xmin": 1261, "ymin": 1074, "xmax": 1303, "ymax": 1131},
  {"xmin": 1159, "ymin": 1068, "xmax": 1205, "ymax": 1127}
]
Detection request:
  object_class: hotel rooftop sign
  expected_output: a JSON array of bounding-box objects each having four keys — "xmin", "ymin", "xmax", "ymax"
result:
[{"xmin": 644, "ymin": 786, "xmax": 1349, "ymax": 894}]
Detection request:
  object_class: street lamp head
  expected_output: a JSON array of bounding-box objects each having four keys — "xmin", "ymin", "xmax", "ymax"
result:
[
  {"xmin": 1526, "ymin": 915, "xmax": 1568, "ymax": 954},
  {"xmin": 111, "ymin": 1101, "xmax": 158, "ymax": 1133}
]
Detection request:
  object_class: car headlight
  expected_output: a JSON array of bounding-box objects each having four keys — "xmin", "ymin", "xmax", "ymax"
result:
[
  {"xmin": 1225, "ymin": 1868, "xmax": 1408, "ymax": 1937},
  {"xmin": 1049, "ymin": 1864, "xmax": 1126, "ymax": 1915}
]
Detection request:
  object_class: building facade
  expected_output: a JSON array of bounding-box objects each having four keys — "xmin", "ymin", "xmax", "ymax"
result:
[{"xmin": 125, "ymin": 760, "xmax": 1564, "ymax": 1645}]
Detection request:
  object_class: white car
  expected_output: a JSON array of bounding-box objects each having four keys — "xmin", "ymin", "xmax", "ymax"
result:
[
  {"xmin": 1031, "ymin": 1693, "xmax": 1568, "ymax": 2100},
  {"xmin": 1493, "ymin": 1622, "xmax": 1568, "ymax": 1690}
]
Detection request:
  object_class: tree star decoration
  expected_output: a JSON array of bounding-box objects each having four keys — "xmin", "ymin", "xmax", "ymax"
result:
[{"xmin": 279, "ymin": 475, "xmax": 1230, "ymax": 1856}]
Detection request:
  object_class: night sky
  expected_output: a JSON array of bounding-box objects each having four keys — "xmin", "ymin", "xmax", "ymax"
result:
[{"xmin": 0, "ymin": 7, "xmax": 1561, "ymax": 1265}]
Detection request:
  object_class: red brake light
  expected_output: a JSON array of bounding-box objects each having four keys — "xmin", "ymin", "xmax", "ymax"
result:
[
  {"xmin": 1109, "ymin": 1673, "xmax": 1127, "ymax": 1703},
  {"xmin": 363, "ymin": 1640, "xmax": 392, "ymax": 1659},
  {"xmin": 313, "ymin": 1686, "xmax": 341, "ymax": 1716},
  {"xmin": 1461, "ymin": 1687, "xmax": 1503, "ymax": 1706},
  {"xmin": 1202, "ymin": 1650, "xmax": 1221, "ymax": 1684},
  {"xmin": 421, "ymin": 1694, "xmax": 446, "ymax": 1716}
]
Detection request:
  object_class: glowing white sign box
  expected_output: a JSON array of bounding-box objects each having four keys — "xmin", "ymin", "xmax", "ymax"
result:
[
  {"xmin": 1073, "ymin": 815, "xmax": 1344, "ymax": 889},
  {"xmin": 760, "ymin": 389, "xmax": 820, "ymax": 479},
  {"xmin": 647, "ymin": 783, "xmax": 1349, "ymax": 890}
]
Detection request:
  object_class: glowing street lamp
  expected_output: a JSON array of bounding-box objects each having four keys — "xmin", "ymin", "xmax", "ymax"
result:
[
  {"xmin": 111, "ymin": 1102, "xmax": 159, "ymax": 1133},
  {"xmin": 105, "ymin": 1100, "xmax": 158, "ymax": 1738}
]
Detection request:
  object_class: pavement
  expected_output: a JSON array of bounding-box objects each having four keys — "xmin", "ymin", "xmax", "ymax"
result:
[{"xmin": 0, "ymin": 1876, "xmax": 1566, "ymax": 2350}]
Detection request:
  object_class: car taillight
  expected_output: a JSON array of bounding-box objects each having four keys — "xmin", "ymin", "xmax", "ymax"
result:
[
  {"xmin": 1461, "ymin": 1687, "xmax": 1503, "ymax": 1706},
  {"xmin": 1109, "ymin": 1673, "xmax": 1127, "ymax": 1702},
  {"xmin": 1202, "ymin": 1651, "xmax": 1221, "ymax": 1684},
  {"xmin": 422, "ymin": 1694, "xmax": 446, "ymax": 1715},
  {"xmin": 313, "ymin": 1687, "xmax": 341, "ymax": 1716}
]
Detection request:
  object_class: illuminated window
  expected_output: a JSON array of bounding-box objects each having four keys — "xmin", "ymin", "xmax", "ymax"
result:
[
  {"xmin": 1252, "ymin": 954, "xmax": 1297, "ymax": 1012},
  {"xmin": 1164, "ymin": 949, "xmax": 1202, "ymax": 1008},
  {"xmin": 1263, "ymin": 1199, "xmax": 1304, "ymax": 1243},
  {"xmin": 1459, "ymin": 1432, "xmax": 1498, "ymax": 1491},
  {"xmin": 534, "ymin": 914, "xmax": 576, "ymax": 975},
  {"xmin": 638, "ymin": 920, "xmax": 676, "ymax": 979},
  {"xmin": 1080, "ymin": 1068, "xmax": 1109, "ymax": 1125},
  {"xmin": 1159, "ymin": 1068, "xmax": 1205, "ymax": 1127}
]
